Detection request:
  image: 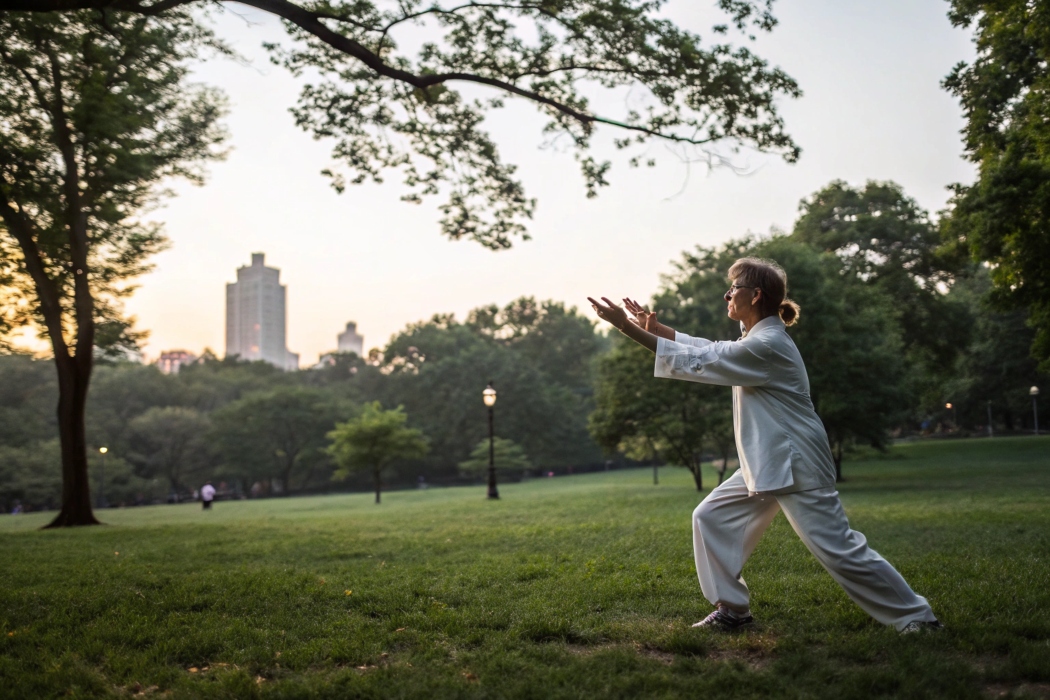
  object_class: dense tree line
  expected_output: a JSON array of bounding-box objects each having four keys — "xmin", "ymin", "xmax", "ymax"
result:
[
  {"xmin": 0, "ymin": 297, "xmax": 607, "ymax": 512},
  {"xmin": 3, "ymin": 181, "xmax": 1045, "ymax": 512}
]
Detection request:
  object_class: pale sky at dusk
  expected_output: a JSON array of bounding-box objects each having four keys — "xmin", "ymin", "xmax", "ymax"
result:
[{"xmin": 111, "ymin": 1, "xmax": 975, "ymax": 366}]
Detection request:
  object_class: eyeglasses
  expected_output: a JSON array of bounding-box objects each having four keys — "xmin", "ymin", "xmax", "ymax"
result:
[{"xmin": 724, "ymin": 284, "xmax": 758, "ymax": 300}]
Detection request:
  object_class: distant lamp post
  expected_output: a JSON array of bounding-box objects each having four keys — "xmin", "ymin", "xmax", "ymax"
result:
[
  {"xmin": 1031, "ymin": 386, "xmax": 1041, "ymax": 435},
  {"xmin": 98, "ymin": 447, "xmax": 108, "ymax": 509},
  {"xmin": 987, "ymin": 400, "xmax": 994, "ymax": 438},
  {"xmin": 945, "ymin": 402, "xmax": 957, "ymax": 430},
  {"xmin": 482, "ymin": 382, "xmax": 499, "ymax": 499}
]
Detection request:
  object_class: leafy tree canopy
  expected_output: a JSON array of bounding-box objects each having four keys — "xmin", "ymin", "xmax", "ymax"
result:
[
  {"xmin": 0, "ymin": 8, "xmax": 228, "ymax": 356},
  {"xmin": 458, "ymin": 436, "xmax": 532, "ymax": 477},
  {"xmin": 943, "ymin": 267, "xmax": 1049, "ymax": 431},
  {"xmin": 209, "ymin": 385, "xmax": 342, "ymax": 494},
  {"xmin": 793, "ymin": 182, "xmax": 968, "ymax": 357},
  {"xmin": 126, "ymin": 405, "xmax": 212, "ymax": 495},
  {"xmin": 0, "ymin": 352, "xmax": 57, "ymax": 448},
  {"xmin": 942, "ymin": 0, "xmax": 1050, "ymax": 370},
  {"xmin": 792, "ymin": 180, "xmax": 972, "ymax": 407},
  {"xmin": 0, "ymin": 7, "xmax": 228, "ymax": 525},
  {"xmin": 378, "ymin": 298, "xmax": 605, "ymax": 471},
  {"xmin": 590, "ymin": 338, "xmax": 720, "ymax": 491},
  {"xmin": 327, "ymin": 401, "xmax": 428, "ymax": 503},
  {"xmin": 2, "ymin": 0, "xmax": 800, "ymax": 249}
]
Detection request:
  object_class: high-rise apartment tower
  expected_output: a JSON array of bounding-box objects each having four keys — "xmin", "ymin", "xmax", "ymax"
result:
[
  {"xmin": 337, "ymin": 321, "xmax": 364, "ymax": 357},
  {"xmin": 225, "ymin": 253, "xmax": 299, "ymax": 370}
]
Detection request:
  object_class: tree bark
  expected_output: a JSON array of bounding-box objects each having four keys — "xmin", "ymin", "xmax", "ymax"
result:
[
  {"xmin": 374, "ymin": 468, "xmax": 381, "ymax": 504},
  {"xmin": 282, "ymin": 457, "xmax": 295, "ymax": 497},
  {"xmin": 45, "ymin": 354, "xmax": 99, "ymax": 527},
  {"xmin": 833, "ymin": 441, "xmax": 844, "ymax": 483},
  {"xmin": 690, "ymin": 462, "xmax": 703, "ymax": 492},
  {"xmin": 717, "ymin": 447, "xmax": 730, "ymax": 485}
]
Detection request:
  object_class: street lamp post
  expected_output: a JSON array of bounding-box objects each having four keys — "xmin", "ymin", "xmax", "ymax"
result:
[
  {"xmin": 987, "ymin": 400, "xmax": 993, "ymax": 438},
  {"xmin": 945, "ymin": 402, "xmax": 957, "ymax": 431},
  {"xmin": 1032, "ymin": 386, "xmax": 1041, "ymax": 435},
  {"xmin": 98, "ymin": 447, "xmax": 108, "ymax": 509},
  {"xmin": 482, "ymin": 382, "xmax": 499, "ymax": 500}
]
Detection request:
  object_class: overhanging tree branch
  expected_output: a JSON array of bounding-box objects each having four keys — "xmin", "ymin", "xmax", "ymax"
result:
[{"xmin": 2, "ymin": 0, "xmax": 787, "ymax": 149}]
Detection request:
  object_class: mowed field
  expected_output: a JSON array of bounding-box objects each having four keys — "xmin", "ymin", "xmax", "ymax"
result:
[{"xmin": 1, "ymin": 437, "xmax": 1049, "ymax": 699}]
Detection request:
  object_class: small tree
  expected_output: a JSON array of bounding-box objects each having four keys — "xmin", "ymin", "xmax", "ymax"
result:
[
  {"xmin": 458, "ymin": 437, "xmax": 532, "ymax": 480},
  {"xmin": 327, "ymin": 402, "xmax": 428, "ymax": 504},
  {"xmin": 590, "ymin": 339, "xmax": 721, "ymax": 492}
]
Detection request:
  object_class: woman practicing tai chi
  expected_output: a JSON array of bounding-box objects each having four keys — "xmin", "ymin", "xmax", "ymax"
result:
[{"xmin": 588, "ymin": 257, "xmax": 942, "ymax": 633}]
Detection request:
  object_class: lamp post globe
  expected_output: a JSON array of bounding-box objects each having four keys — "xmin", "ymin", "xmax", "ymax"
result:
[
  {"xmin": 482, "ymin": 382, "xmax": 499, "ymax": 499},
  {"xmin": 98, "ymin": 447, "xmax": 108, "ymax": 509},
  {"xmin": 1031, "ymin": 386, "xmax": 1040, "ymax": 435}
]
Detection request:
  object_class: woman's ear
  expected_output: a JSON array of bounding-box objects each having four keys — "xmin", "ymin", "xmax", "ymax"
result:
[{"xmin": 751, "ymin": 289, "xmax": 761, "ymax": 306}]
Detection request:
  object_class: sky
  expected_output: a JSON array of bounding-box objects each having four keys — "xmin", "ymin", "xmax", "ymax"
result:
[{"xmin": 105, "ymin": 0, "xmax": 976, "ymax": 366}]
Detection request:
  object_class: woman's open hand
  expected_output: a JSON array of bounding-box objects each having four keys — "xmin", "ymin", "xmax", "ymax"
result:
[
  {"xmin": 588, "ymin": 296, "xmax": 630, "ymax": 331},
  {"xmin": 623, "ymin": 298, "xmax": 659, "ymax": 332}
]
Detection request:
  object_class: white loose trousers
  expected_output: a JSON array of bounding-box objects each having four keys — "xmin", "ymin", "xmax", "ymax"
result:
[{"xmin": 694, "ymin": 470, "xmax": 937, "ymax": 631}]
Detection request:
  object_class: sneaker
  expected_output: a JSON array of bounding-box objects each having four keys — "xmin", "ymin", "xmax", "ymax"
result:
[
  {"xmin": 900, "ymin": 619, "xmax": 944, "ymax": 634},
  {"xmin": 692, "ymin": 607, "xmax": 754, "ymax": 630}
]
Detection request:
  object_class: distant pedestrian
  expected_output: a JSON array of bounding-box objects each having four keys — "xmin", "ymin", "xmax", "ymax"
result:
[
  {"xmin": 201, "ymin": 481, "xmax": 215, "ymax": 510},
  {"xmin": 589, "ymin": 257, "xmax": 942, "ymax": 634}
]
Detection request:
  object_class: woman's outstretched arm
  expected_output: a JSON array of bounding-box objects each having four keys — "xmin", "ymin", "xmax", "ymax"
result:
[{"xmin": 588, "ymin": 296, "xmax": 659, "ymax": 352}]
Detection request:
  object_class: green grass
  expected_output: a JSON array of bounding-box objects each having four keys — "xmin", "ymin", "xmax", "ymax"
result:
[{"xmin": 2, "ymin": 437, "xmax": 1049, "ymax": 699}]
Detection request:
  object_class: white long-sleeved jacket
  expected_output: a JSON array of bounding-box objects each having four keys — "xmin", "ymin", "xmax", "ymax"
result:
[{"xmin": 653, "ymin": 315, "xmax": 836, "ymax": 494}]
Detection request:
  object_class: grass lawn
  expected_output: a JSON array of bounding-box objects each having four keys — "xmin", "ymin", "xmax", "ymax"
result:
[{"xmin": 2, "ymin": 436, "xmax": 1049, "ymax": 699}]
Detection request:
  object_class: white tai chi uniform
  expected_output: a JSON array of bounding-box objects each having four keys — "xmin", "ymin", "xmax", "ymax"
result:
[{"xmin": 654, "ymin": 316, "xmax": 936, "ymax": 630}]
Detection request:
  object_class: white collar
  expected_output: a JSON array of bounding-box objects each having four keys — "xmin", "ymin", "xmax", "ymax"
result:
[{"xmin": 740, "ymin": 315, "xmax": 784, "ymax": 338}]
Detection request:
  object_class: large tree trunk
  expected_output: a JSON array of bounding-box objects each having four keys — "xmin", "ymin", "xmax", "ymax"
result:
[
  {"xmin": 717, "ymin": 447, "xmax": 730, "ymax": 485},
  {"xmin": 374, "ymin": 468, "xmax": 381, "ymax": 504},
  {"xmin": 45, "ymin": 354, "xmax": 99, "ymax": 528},
  {"xmin": 690, "ymin": 462, "xmax": 703, "ymax": 492},
  {"xmin": 282, "ymin": 458, "xmax": 295, "ymax": 497}
]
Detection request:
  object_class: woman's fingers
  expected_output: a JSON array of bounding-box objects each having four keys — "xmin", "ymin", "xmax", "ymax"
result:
[
  {"xmin": 587, "ymin": 297, "xmax": 615, "ymax": 323},
  {"xmin": 588, "ymin": 296, "xmax": 629, "ymax": 328},
  {"xmin": 623, "ymin": 298, "xmax": 649, "ymax": 317}
]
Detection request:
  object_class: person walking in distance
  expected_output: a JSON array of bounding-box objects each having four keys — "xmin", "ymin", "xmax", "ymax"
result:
[
  {"xmin": 588, "ymin": 257, "xmax": 942, "ymax": 634},
  {"xmin": 201, "ymin": 481, "xmax": 216, "ymax": 511}
]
